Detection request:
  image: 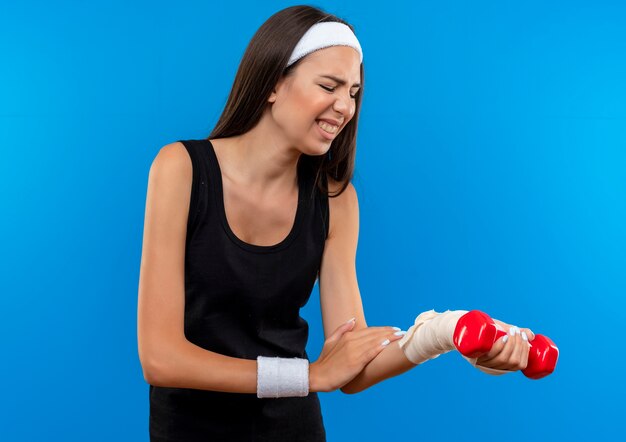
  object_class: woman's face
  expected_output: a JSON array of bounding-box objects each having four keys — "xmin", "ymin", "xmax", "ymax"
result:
[{"xmin": 268, "ymin": 46, "xmax": 361, "ymax": 155}]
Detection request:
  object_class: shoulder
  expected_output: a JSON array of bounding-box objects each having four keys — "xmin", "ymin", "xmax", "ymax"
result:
[
  {"xmin": 149, "ymin": 141, "xmax": 191, "ymax": 184},
  {"xmin": 327, "ymin": 175, "xmax": 357, "ymax": 204},
  {"xmin": 151, "ymin": 141, "xmax": 189, "ymax": 170},
  {"xmin": 146, "ymin": 142, "xmax": 194, "ymax": 212},
  {"xmin": 326, "ymin": 175, "xmax": 359, "ymax": 240}
]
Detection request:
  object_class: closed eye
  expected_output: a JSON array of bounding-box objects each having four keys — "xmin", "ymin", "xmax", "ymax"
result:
[{"xmin": 319, "ymin": 85, "xmax": 357, "ymax": 99}]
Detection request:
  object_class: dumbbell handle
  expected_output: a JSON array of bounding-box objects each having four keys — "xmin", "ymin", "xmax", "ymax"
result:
[{"xmin": 453, "ymin": 310, "xmax": 559, "ymax": 379}]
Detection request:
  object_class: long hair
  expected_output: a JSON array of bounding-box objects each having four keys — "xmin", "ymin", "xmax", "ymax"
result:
[{"xmin": 206, "ymin": 5, "xmax": 364, "ymax": 199}]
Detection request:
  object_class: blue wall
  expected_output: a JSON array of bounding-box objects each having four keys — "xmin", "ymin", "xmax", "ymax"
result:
[{"xmin": 1, "ymin": 0, "xmax": 624, "ymax": 440}]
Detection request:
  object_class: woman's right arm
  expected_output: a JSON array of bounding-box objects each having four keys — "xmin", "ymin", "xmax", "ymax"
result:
[
  {"xmin": 136, "ymin": 142, "xmax": 282, "ymax": 393},
  {"xmin": 136, "ymin": 142, "xmax": 401, "ymax": 394}
]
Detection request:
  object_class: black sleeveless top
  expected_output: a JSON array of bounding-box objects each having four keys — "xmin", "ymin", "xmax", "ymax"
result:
[{"xmin": 149, "ymin": 139, "xmax": 330, "ymax": 441}]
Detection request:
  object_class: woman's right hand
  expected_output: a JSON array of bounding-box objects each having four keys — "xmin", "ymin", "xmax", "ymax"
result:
[{"xmin": 309, "ymin": 318, "xmax": 405, "ymax": 393}]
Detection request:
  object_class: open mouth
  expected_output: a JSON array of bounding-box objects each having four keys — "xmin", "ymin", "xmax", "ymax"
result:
[{"xmin": 316, "ymin": 120, "xmax": 339, "ymax": 139}]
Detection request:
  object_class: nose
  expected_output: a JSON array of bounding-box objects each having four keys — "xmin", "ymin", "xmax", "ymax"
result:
[{"xmin": 332, "ymin": 92, "xmax": 355, "ymax": 119}]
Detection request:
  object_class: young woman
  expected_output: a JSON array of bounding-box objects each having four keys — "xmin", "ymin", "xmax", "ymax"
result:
[{"xmin": 137, "ymin": 5, "xmax": 534, "ymax": 441}]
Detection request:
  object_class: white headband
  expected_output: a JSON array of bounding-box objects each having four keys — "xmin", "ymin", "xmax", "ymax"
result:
[{"xmin": 286, "ymin": 21, "xmax": 363, "ymax": 68}]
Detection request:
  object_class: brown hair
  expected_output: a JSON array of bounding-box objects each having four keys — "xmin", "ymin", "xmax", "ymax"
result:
[{"xmin": 206, "ymin": 5, "xmax": 364, "ymax": 199}]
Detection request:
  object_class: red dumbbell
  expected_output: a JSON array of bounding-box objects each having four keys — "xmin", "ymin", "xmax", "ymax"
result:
[{"xmin": 452, "ymin": 310, "xmax": 559, "ymax": 379}]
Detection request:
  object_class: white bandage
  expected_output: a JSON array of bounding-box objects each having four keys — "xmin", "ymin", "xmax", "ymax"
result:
[
  {"xmin": 397, "ymin": 309, "xmax": 511, "ymax": 376},
  {"xmin": 256, "ymin": 356, "xmax": 310, "ymax": 398},
  {"xmin": 397, "ymin": 309, "xmax": 468, "ymax": 364}
]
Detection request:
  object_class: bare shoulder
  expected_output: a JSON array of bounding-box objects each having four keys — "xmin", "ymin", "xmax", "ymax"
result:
[
  {"xmin": 146, "ymin": 141, "xmax": 193, "ymax": 242},
  {"xmin": 326, "ymin": 175, "xmax": 359, "ymax": 240},
  {"xmin": 150, "ymin": 141, "xmax": 190, "ymax": 176},
  {"xmin": 144, "ymin": 140, "xmax": 194, "ymax": 238},
  {"xmin": 146, "ymin": 141, "xmax": 193, "ymax": 228}
]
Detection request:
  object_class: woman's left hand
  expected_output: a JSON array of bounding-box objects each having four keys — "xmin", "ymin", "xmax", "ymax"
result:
[{"xmin": 474, "ymin": 319, "xmax": 536, "ymax": 372}]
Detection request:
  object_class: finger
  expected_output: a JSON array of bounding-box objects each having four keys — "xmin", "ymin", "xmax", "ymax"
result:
[
  {"xmin": 355, "ymin": 337, "xmax": 394, "ymax": 369},
  {"xmin": 487, "ymin": 333, "xmax": 508, "ymax": 358},
  {"xmin": 518, "ymin": 330, "xmax": 530, "ymax": 370},
  {"xmin": 520, "ymin": 327, "xmax": 535, "ymax": 341},
  {"xmin": 506, "ymin": 327, "xmax": 523, "ymax": 368},
  {"xmin": 373, "ymin": 328, "xmax": 407, "ymax": 346},
  {"xmin": 327, "ymin": 317, "xmax": 356, "ymax": 342},
  {"xmin": 478, "ymin": 330, "xmax": 517, "ymax": 369},
  {"xmin": 509, "ymin": 331, "xmax": 524, "ymax": 370},
  {"xmin": 363, "ymin": 334, "xmax": 395, "ymax": 355},
  {"xmin": 355, "ymin": 329, "xmax": 406, "ymax": 354},
  {"xmin": 350, "ymin": 326, "xmax": 405, "ymax": 342},
  {"xmin": 475, "ymin": 333, "xmax": 508, "ymax": 365},
  {"xmin": 366, "ymin": 338, "xmax": 393, "ymax": 361},
  {"xmin": 478, "ymin": 325, "xmax": 532, "ymax": 371},
  {"xmin": 509, "ymin": 327, "xmax": 528, "ymax": 371}
]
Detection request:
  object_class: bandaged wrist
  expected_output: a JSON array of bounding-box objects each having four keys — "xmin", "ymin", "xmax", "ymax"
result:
[
  {"xmin": 256, "ymin": 356, "xmax": 309, "ymax": 398},
  {"xmin": 397, "ymin": 309, "xmax": 469, "ymax": 365},
  {"xmin": 398, "ymin": 309, "xmax": 514, "ymax": 375}
]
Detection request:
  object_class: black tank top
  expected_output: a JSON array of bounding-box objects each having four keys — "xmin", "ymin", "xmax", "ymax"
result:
[{"xmin": 149, "ymin": 139, "xmax": 329, "ymax": 441}]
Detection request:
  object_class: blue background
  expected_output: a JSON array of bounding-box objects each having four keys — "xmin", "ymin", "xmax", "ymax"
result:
[{"xmin": 1, "ymin": 0, "xmax": 624, "ymax": 440}]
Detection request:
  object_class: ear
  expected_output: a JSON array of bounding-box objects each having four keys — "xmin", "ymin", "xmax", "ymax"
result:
[{"xmin": 268, "ymin": 75, "xmax": 289, "ymax": 104}]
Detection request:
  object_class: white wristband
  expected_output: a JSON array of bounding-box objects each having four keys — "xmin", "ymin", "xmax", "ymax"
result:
[{"xmin": 256, "ymin": 356, "xmax": 310, "ymax": 398}]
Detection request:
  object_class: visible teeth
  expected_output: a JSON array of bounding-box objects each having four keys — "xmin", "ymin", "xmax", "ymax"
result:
[{"xmin": 317, "ymin": 120, "xmax": 338, "ymax": 134}]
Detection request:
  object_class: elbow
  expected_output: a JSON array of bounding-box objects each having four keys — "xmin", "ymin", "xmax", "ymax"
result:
[
  {"xmin": 142, "ymin": 357, "xmax": 165, "ymax": 386},
  {"xmin": 138, "ymin": 337, "xmax": 186, "ymax": 387},
  {"xmin": 340, "ymin": 384, "xmax": 361, "ymax": 395},
  {"xmin": 140, "ymin": 351, "xmax": 172, "ymax": 387}
]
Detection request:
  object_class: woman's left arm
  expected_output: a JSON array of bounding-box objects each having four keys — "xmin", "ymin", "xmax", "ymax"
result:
[
  {"xmin": 319, "ymin": 180, "xmax": 533, "ymax": 394},
  {"xmin": 319, "ymin": 179, "xmax": 419, "ymax": 394}
]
